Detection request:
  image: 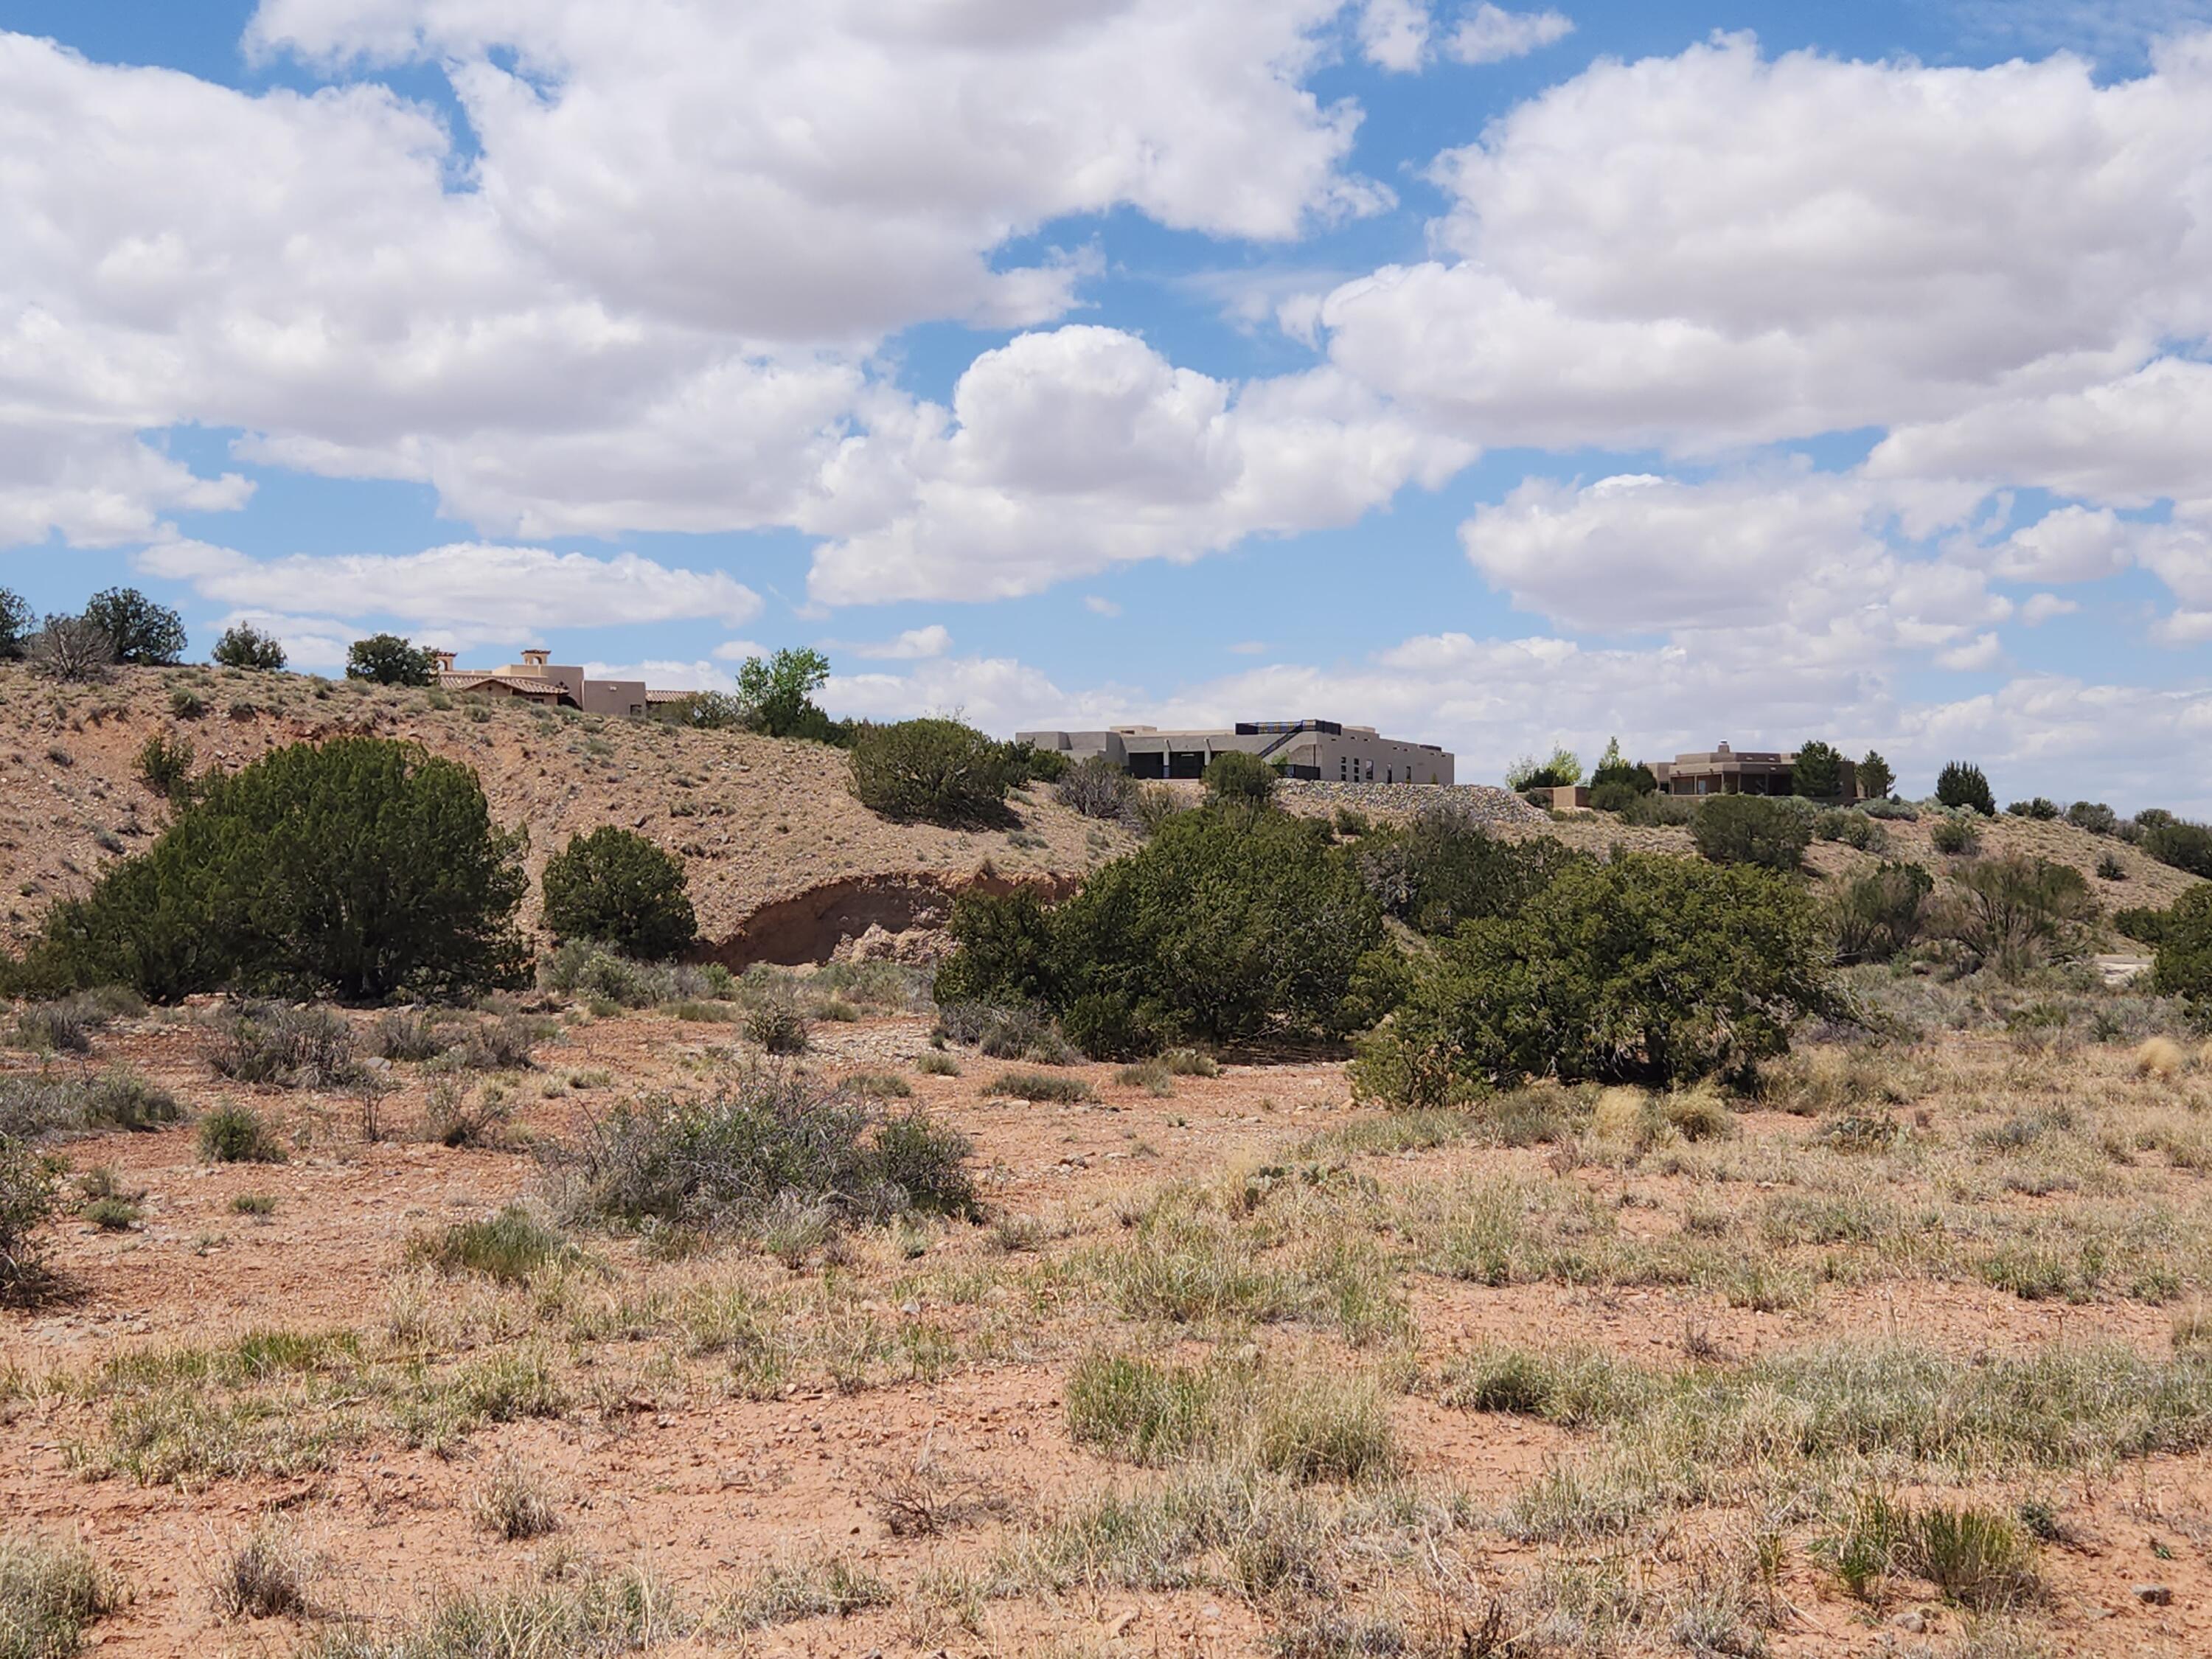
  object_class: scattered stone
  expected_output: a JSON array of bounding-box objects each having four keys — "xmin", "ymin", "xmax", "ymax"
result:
[
  {"xmin": 2134, "ymin": 1584, "xmax": 2174, "ymax": 1606},
  {"xmin": 1892, "ymin": 1610, "xmax": 1926, "ymax": 1633}
]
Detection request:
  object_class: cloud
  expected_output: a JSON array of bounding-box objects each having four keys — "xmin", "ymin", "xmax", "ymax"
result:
[
  {"xmin": 710, "ymin": 639, "xmax": 769, "ymax": 664},
  {"xmin": 0, "ymin": 424, "xmax": 252, "ymax": 552},
  {"xmin": 850, "ymin": 624, "xmax": 952, "ymax": 661},
  {"xmin": 1445, "ymin": 5, "xmax": 1574, "ymax": 65},
  {"xmin": 2020, "ymin": 593, "xmax": 2079, "ymax": 625},
  {"xmin": 136, "ymin": 540, "xmax": 763, "ymax": 634},
  {"xmin": 582, "ymin": 658, "xmax": 735, "ymax": 693},
  {"xmin": 1359, "ymin": 0, "xmax": 1431, "ymax": 71},
  {"xmin": 1083, "ymin": 595, "xmax": 1123, "ymax": 618},
  {"xmin": 1228, "ymin": 640, "xmax": 1269, "ymax": 655},
  {"xmin": 1935, "ymin": 631, "xmax": 2003, "ymax": 671},
  {"xmin": 804, "ymin": 326, "xmax": 1472, "ymax": 603},
  {"xmin": 1318, "ymin": 33, "xmax": 2212, "ymax": 452},
  {"xmin": 1458, "ymin": 467, "xmax": 1995, "ymax": 653}
]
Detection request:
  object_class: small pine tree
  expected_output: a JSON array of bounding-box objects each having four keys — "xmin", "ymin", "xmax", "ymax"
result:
[
  {"xmin": 1935, "ymin": 761, "xmax": 1995, "ymax": 816},
  {"xmin": 541, "ymin": 827, "xmax": 698, "ymax": 959},
  {"xmin": 83, "ymin": 588, "xmax": 187, "ymax": 666},
  {"xmin": 347, "ymin": 633, "xmax": 439, "ymax": 687},
  {"xmin": 212, "ymin": 624, "xmax": 288, "ymax": 672},
  {"xmin": 1790, "ymin": 740, "xmax": 1843, "ymax": 799},
  {"xmin": 1857, "ymin": 751, "xmax": 1896, "ymax": 801}
]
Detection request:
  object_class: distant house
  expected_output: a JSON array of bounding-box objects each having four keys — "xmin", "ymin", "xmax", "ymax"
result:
[
  {"xmin": 1017, "ymin": 719, "xmax": 1455, "ymax": 785},
  {"xmin": 434, "ymin": 650, "xmax": 670, "ymax": 718},
  {"xmin": 1647, "ymin": 741, "xmax": 1860, "ymax": 801}
]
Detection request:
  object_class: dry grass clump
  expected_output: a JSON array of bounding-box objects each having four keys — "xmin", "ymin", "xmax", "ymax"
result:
[
  {"xmin": 2135, "ymin": 1036, "xmax": 2188, "ymax": 1079},
  {"xmin": 742, "ymin": 997, "xmax": 810, "ymax": 1055},
  {"xmin": 10, "ymin": 990, "xmax": 141, "ymax": 1055},
  {"xmin": 300, "ymin": 1566, "xmax": 683, "ymax": 1657},
  {"xmin": 869, "ymin": 1445, "xmax": 1000, "ymax": 1537},
  {"xmin": 0, "ymin": 1534, "xmax": 124, "ymax": 1655},
  {"xmin": 211, "ymin": 1520, "xmax": 317, "ymax": 1621},
  {"xmin": 467, "ymin": 1455, "xmax": 561, "ymax": 1540},
  {"xmin": 982, "ymin": 1069, "xmax": 1096, "ymax": 1105},
  {"xmin": 195, "ymin": 1101, "xmax": 288, "ymax": 1164},
  {"xmin": 407, "ymin": 1206, "xmax": 571, "ymax": 1284},
  {"xmin": 0, "ymin": 1068, "xmax": 181, "ymax": 1138},
  {"xmin": 1065, "ymin": 1353, "xmax": 1397, "ymax": 1484},
  {"xmin": 721, "ymin": 1555, "xmax": 888, "ymax": 1632},
  {"xmin": 1823, "ymin": 1489, "xmax": 2041, "ymax": 1611}
]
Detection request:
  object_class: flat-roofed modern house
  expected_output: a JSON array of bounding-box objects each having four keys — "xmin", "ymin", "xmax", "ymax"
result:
[
  {"xmin": 1648, "ymin": 741, "xmax": 1859, "ymax": 801},
  {"xmin": 434, "ymin": 650, "xmax": 665, "ymax": 718},
  {"xmin": 1017, "ymin": 720, "xmax": 1455, "ymax": 785}
]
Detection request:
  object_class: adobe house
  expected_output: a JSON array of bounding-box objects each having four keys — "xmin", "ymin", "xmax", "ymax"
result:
[
  {"xmin": 1647, "ymin": 742, "xmax": 1860, "ymax": 801},
  {"xmin": 434, "ymin": 650, "xmax": 666, "ymax": 718},
  {"xmin": 1018, "ymin": 719, "xmax": 1455, "ymax": 785}
]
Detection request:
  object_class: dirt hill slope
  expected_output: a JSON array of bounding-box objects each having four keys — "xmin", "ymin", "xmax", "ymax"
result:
[{"xmin": 0, "ymin": 664, "xmax": 1135, "ymax": 962}]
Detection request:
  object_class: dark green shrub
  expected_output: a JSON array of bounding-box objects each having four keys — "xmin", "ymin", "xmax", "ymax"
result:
[
  {"xmin": 541, "ymin": 827, "xmax": 696, "ymax": 959},
  {"xmin": 557, "ymin": 1070, "xmax": 975, "ymax": 1231},
  {"xmin": 1354, "ymin": 854, "xmax": 1842, "ymax": 1101},
  {"xmin": 212, "ymin": 624, "xmax": 288, "ymax": 672},
  {"xmin": 0, "ymin": 587, "xmax": 30, "ymax": 660},
  {"xmin": 1935, "ymin": 762, "xmax": 1995, "ymax": 815},
  {"xmin": 2143, "ymin": 818, "xmax": 2212, "ymax": 878},
  {"xmin": 1929, "ymin": 816, "xmax": 1980, "ymax": 855},
  {"xmin": 83, "ymin": 588, "xmax": 186, "ymax": 665},
  {"xmin": 936, "ymin": 805, "xmax": 1388, "ymax": 1057},
  {"xmin": 197, "ymin": 1102, "xmax": 287, "ymax": 1164},
  {"xmin": 1588, "ymin": 780, "xmax": 1642, "ymax": 813},
  {"xmin": 345, "ymin": 633, "xmax": 439, "ymax": 686},
  {"xmin": 2153, "ymin": 887, "xmax": 2212, "ymax": 1001},
  {"xmin": 1201, "ymin": 750, "xmax": 1276, "ymax": 806},
  {"xmin": 848, "ymin": 717, "xmax": 1014, "ymax": 825},
  {"xmin": 2116, "ymin": 905, "xmax": 2169, "ymax": 947},
  {"xmin": 26, "ymin": 738, "xmax": 529, "ymax": 1002},
  {"xmin": 2007, "ymin": 797, "xmax": 2059, "ymax": 821},
  {"xmin": 1054, "ymin": 755, "xmax": 1135, "ymax": 820},
  {"xmin": 1590, "ymin": 739, "xmax": 1657, "ymax": 797},
  {"xmin": 1692, "ymin": 795, "xmax": 1812, "ymax": 872},
  {"xmin": 1005, "ymin": 741, "xmax": 1068, "ymax": 784},
  {"xmin": 369, "ymin": 1009, "xmax": 445, "ymax": 1063},
  {"xmin": 1331, "ymin": 805, "xmax": 1373, "ymax": 838},
  {"xmin": 1832, "ymin": 863, "xmax": 1934, "ymax": 964},
  {"xmin": 1354, "ymin": 808, "xmax": 1587, "ymax": 935},
  {"xmin": 2066, "ymin": 801, "xmax": 2118, "ymax": 836},
  {"xmin": 168, "ymin": 688, "xmax": 205, "ymax": 720},
  {"xmin": 1814, "ymin": 810, "xmax": 1887, "ymax": 852},
  {"xmin": 133, "ymin": 731, "xmax": 195, "ymax": 801},
  {"xmin": 1506, "ymin": 747, "xmax": 1582, "ymax": 791},
  {"xmin": 1621, "ymin": 792, "xmax": 1695, "ymax": 827},
  {"xmin": 2095, "ymin": 852, "xmax": 2125, "ymax": 882}
]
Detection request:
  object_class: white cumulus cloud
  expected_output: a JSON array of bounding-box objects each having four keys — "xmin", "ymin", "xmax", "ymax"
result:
[{"xmin": 1446, "ymin": 5, "xmax": 1574, "ymax": 65}]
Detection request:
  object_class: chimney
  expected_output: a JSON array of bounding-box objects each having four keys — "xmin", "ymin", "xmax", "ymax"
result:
[
  {"xmin": 522, "ymin": 649, "xmax": 551, "ymax": 669},
  {"xmin": 1717, "ymin": 740, "xmax": 1731, "ymax": 754},
  {"xmin": 432, "ymin": 650, "xmax": 456, "ymax": 673}
]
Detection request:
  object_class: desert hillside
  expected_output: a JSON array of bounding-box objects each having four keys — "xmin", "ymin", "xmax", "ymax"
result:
[{"xmin": 0, "ymin": 665, "xmax": 1135, "ymax": 962}]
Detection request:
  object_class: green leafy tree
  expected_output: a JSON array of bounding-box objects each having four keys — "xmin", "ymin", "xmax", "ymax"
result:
[
  {"xmin": 83, "ymin": 587, "xmax": 187, "ymax": 666},
  {"xmin": 936, "ymin": 805, "xmax": 1390, "ymax": 1057},
  {"xmin": 212, "ymin": 624, "xmax": 288, "ymax": 672},
  {"xmin": 1935, "ymin": 761, "xmax": 1995, "ymax": 815},
  {"xmin": 1857, "ymin": 751, "xmax": 1896, "ymax": 801},
  {"xmin": 734, "ymin": 647, "xmax": 848, "ymax": 741},
  {"xmin": 1832, "ymin": 862, "xmax": 1934, "ymax": 964},
  {"xmin": 1202, "ymin": 749, "xmax": 1277, "ymax": 806},
  {"xmin": 2065, "ymin": 801, "xmax": 2117, "ymax": 836},
  {"xmin": 1930, "ymin": 855, "xmax": 2094, "ymax": 978},
  {"xmin": 1790, "ymin": 740, "xmax": 1844, "ymax": 799},
  {"xmin": 1692, "ymin": 795, "xmax": 1812, "ymax": 872},
  {"xmin": 26, "ymin": 737, "xmax": 529, "ymax": 1002},
  {"xmin": 0, "ymin": 587, "xmax": 30, "ymax": 661},
  {"xmin": 1353, "ymin": 853, "xmax": 1843, "ymax": 1102},
  {"xmin": 541, "ymin": 827, "xmax": 698, "ymax": 959},
  {"xmin": 1506, "ymin": 745, "xmax": 1583, "ymax": 791},
  {"xmin": 849, "ymin": 717, "xmax": 1015, "ymax": 825},
  {"xmin": 347, "ymin": 633, "xmax": 440, "ymax": 687}
]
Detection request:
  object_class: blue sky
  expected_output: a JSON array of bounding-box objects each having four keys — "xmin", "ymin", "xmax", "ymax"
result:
[{"xmin": 3, "ymin": 0, "xmax": 2209, "ymax": 808}]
